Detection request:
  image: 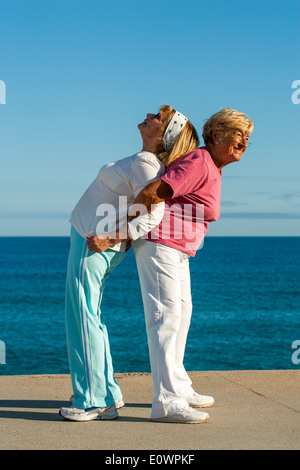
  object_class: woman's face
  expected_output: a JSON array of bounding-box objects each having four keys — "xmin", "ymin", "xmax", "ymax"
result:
[
  {"xmin": 214, "ymin": 129, "xmax": 249, "ymax": 164},
  {"xmin": 138, "ymin": 111, "xmax": 167, "ymax": 140}
]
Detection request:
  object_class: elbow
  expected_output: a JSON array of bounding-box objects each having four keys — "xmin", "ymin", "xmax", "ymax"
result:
[{"xmin": 137, "ymin": 182, "xmax": 160, "ymax": 203}]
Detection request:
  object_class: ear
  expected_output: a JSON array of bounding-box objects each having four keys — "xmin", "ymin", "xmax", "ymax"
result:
[{"xmin": 211, "ymin": 129, "xmax": 221, "ymax": 144}]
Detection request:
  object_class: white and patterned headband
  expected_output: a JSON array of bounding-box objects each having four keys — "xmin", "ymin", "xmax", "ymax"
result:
[{"xmin": 163, "ymin": 111, "xmax": 189, "ymax": 151}]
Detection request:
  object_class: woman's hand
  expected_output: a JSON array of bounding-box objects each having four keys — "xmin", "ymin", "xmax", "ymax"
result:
[{"xmin": 86, "ymin": 235, "xmax": 113, "ymax": 253}]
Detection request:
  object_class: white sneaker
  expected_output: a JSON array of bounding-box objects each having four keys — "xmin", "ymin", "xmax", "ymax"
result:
[
  {"xmin": 70, "ymin": 394, "xmax": 125, "ymax": 409},
  {"xmin": 151, "ymin": 405, "xmax": 209, "ymax": 424},
  {"xmin": 186, "ymin": 392, "xmax": 214, "ymax": 408},
  {"xmin": 59, "ymin": 404, "xmax": 118, "ymax": 422}
]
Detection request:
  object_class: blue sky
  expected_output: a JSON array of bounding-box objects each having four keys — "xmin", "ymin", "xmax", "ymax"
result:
[{"xmin": 0, "ymin": 0, "xmax": 299, "ymax": 236}]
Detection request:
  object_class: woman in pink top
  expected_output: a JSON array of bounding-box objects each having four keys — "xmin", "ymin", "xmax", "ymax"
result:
[{"xmin": 88, "ymin": 107, "xmax": 254, "ymax": 424}]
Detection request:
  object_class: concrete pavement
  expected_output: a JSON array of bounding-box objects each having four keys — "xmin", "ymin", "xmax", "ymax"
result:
[{"xmin": 0, "ymin": 370, "xmax": 299, "ymax": 450}]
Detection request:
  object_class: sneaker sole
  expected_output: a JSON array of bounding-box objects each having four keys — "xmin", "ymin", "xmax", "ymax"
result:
[
  {"xmin": 188, "ymin": 401, "xmax": 214, "ymax": 408},
  {"xmin": 59, "ymin": 410, "xmax": 118, "ymax": 422},
  {"xmin": 151, "ymin": 415, "xmax": 209, "ymax": 424}
]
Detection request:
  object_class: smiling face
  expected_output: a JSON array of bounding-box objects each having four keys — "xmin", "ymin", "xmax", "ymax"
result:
[
  {"xmin": 202, "ymin": 108, "xmax": 254, "ymax": 170},
  {"xmin": 213, "ymin": 129, "xmax": 249, "ymax": 165},
  {"xmin": 228, "ymin": 130, "xmax": 249, "ymax": 161}
]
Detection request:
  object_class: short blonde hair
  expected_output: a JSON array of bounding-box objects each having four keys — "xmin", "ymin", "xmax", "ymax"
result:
[
  {"xmin": 202, "ymin": 107, "xmax": 254, "ymax": 146},
  {"xmin": 158, "ymin": 105, "xmax": 200, "ymax": 167}
]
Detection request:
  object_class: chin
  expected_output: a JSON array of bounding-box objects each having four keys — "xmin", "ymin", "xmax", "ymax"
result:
[{"xmin": 233, "ymin": 153, "xmax": 242, "ymax": 162}]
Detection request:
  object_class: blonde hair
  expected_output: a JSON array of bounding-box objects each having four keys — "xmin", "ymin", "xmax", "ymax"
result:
[
  {"xmin": 202, "ymin": 107, "xmax": 254, "ymax": 146},
  {"xmin": 157, "ymin": 105, "xmax": 200, "ymax": 167}
]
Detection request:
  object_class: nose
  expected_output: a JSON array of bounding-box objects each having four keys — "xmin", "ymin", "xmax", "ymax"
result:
[
  {"xmin": 237, "ymin": 138, "xmax": 248, "ymax": 149},
  {"xmin": 147, "ymin": 113, "xmax": 155, "ymax": 119}
]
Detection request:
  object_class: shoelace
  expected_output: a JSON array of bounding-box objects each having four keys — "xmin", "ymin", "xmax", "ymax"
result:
[{"xmin": 180, "ymin": 404, "xmax": 194, "ymax": 412}]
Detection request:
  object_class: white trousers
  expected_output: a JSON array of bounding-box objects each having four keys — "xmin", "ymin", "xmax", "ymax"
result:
[{"xmin": 132, "ymin": 239, "xmax": 195, "ymax": 418}]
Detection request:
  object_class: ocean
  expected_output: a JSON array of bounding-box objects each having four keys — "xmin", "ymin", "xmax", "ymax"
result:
[{"xmin": 0, "ymin": 236, "xmax": 299, "ymax": 375}]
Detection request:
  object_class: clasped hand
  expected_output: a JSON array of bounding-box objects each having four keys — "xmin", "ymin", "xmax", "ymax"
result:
[{"xmin": 86, "ymin": 234, "xmax": 113, "ymax": 253}]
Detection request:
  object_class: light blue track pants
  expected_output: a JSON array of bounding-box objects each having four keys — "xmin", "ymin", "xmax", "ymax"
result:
[{"xmin": 65, "ymin": 227, "xmax": 126, "ymax": 409}]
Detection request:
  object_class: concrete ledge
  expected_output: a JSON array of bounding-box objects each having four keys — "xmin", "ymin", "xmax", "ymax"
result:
[{"xmin": 0, "ymin": 370, "xmax": 299, "ymax": 450}]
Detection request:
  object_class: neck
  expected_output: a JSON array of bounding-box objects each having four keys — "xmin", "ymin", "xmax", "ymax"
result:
[
  {"xmin": 206, "ymin": 144, "xmax": 227, "ymax": 171},
  {"xmin": 141, "ymin": 138, "xmax": 162, "ymax": 155}
]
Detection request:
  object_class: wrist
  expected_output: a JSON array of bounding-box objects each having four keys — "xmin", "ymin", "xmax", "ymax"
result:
[{"xmin": 108, "ymin": 229, "xmax": 130, "ymax": 246}]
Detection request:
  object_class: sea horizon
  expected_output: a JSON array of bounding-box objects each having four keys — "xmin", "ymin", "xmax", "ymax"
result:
[{"xmin": 1, "ymin": 235, "xmax": 299, "ymax": 238}]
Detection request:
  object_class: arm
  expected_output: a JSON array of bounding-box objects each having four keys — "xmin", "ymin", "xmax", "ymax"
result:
[
  {"xmin": 129, "ymin": 179, "xmax": 173, "ymax": 214},
  {"xmin": 86, "ymin": 179, "xmax": 173, "ymax": 252}
]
